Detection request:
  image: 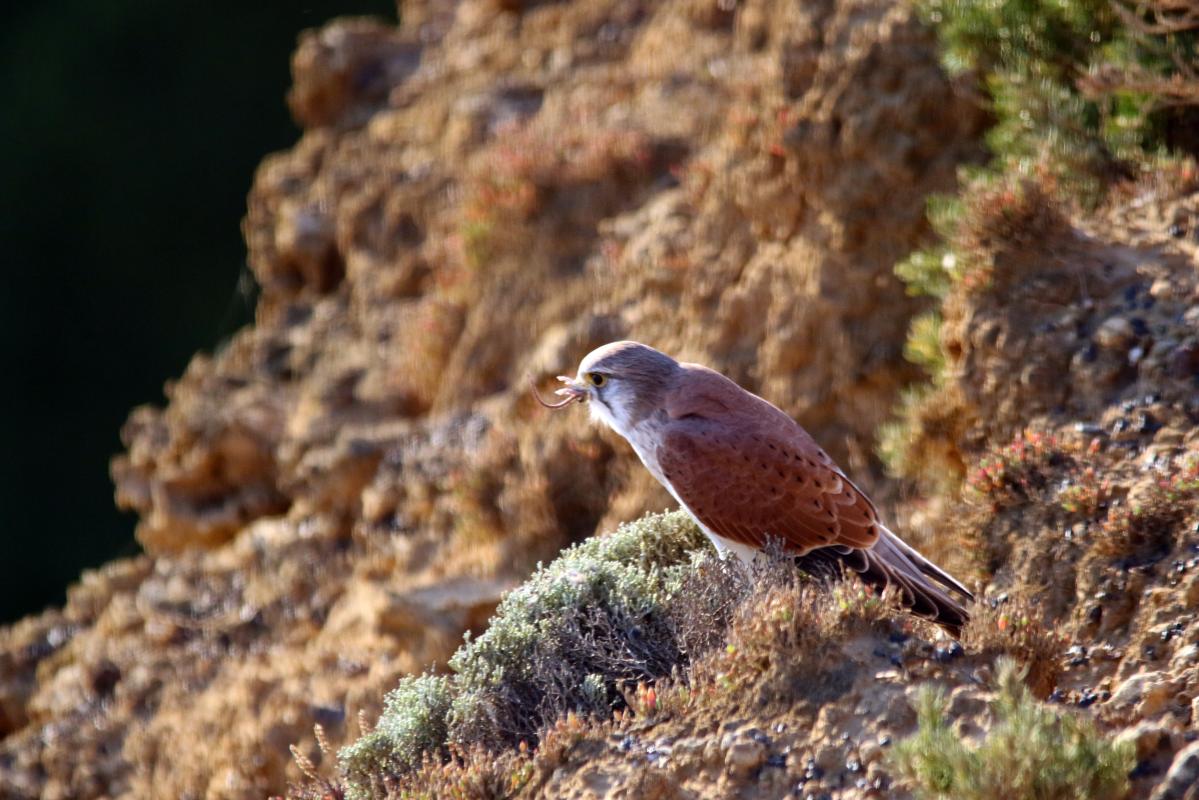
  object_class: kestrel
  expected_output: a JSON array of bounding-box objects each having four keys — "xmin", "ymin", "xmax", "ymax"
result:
[{"xmin": 534, "ymin": 340, "xmax": 973, "ymax": 633}]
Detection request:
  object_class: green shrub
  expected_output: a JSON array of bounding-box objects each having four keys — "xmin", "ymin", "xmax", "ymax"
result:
[
  {"xmin": 892, "ymin": 658, "xmax": 1134, "ymax": 800},
  {"xmin": 337, "ymin": 510, "xmax": 712, "ymax": 800},
  {"xmin": 445, "ymin": 510, "xmax": 707, "ymax": 749},
  {"xmin": 919, "ymin": 0, "xmax": 1198, "ymax": 198}
]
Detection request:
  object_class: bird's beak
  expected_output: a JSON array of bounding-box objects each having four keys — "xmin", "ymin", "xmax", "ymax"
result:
[
  {"xmin": 531, "ymin": 375, "xmax": 587, "ymax": 409},
  {"xmin": 557, "ymin": 375, "xmax": 588, "ymax": 400}
]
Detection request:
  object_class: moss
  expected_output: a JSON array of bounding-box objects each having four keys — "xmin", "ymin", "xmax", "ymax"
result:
[
  {"xmin": 892, "ymin": 658, "xmax": 1134, "ymax": 800},
  {"xmin": 337, "ymin": 511, "xmax": 710, "ymax": 800}
]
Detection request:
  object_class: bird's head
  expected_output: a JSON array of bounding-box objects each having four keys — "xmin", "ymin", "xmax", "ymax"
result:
[{"xmin": 533, "ymin": 341, "xmax": 678, "ymax": 436}]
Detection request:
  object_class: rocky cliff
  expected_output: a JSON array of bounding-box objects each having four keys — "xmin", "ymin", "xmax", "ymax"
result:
[{"xmin": 2, "ymin": 0, "xmax": 1197, "ymax": 798}]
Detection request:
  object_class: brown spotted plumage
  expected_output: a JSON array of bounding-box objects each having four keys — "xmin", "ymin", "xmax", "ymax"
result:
[{"xmin": 538, "ymin": 341, "xmax": 974, "ymax": 634}]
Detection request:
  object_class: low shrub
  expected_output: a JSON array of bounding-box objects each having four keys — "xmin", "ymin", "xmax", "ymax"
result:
[
  {"xmin": 892, "ymin": 657, "xmax": 1134, "ymax": 800},
  {"xmin": 336, "ymin": 511, "xmax": 713, "ymax": 800}
]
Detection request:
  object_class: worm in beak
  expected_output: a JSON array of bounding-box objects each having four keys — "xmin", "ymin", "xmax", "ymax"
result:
[{"xmin": 531, "ymin": 376, "xmax": 585, "ymax": 409}]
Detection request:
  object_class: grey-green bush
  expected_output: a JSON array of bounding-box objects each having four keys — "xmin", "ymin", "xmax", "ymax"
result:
[{"xmin": 338, "ymin": 510, "xmax": 722, "ymax": 800}]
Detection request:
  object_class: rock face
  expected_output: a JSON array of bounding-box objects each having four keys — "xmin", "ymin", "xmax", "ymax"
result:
[
  {"xmin": 0, "ymin": 1, "xmax": 986, "ymax": 796},
  {"xmin": 1, "ymin": 0, "xmax": 1196, "ymax": 798}
]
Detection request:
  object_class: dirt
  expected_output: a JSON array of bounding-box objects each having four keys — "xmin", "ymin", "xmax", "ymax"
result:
[{"xmin": 1, "ymin": 0, "xmax": 1197, "ymax": 798}]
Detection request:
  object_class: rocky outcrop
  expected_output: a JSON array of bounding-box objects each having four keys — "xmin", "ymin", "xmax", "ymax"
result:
[{"xmin": 12, "ymin": 0, "xmax": 1199, "ymax": 798}]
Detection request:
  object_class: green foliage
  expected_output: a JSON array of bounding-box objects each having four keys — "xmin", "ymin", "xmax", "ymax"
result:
[
  {"xmin": 445, "ymin": 510, "xmax": 706, "ymax": 747},
  {"xmin": 892, "ymin": 659, "xmax": 1134, "ymax": 800},
  {"xmin": 339, "ymin": 675, "xmax": 453, "ymax": 797},
  {"xmin": 904, "ymin": 311, "xmax": 947, "ymax": 375},
  {"xmin": 918, "ymin": 0, "xmax": 1197, "ymax": 198},
  {"xmin": 895, "ymin": 249, "xmax": 955, "ymax": 300},
  {"xmin": 338, "ymin": 511, "xmax": 710, "ymax": 799},
  {"xmin": 876, "ymin": 382, "xmax": 963, "ymax": 491},
  {"xmin": 895, "ymin": 191, "xmax": 970, "ymax": 301}
]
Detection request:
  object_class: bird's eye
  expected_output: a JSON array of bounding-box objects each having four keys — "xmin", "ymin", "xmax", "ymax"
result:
[{"xmin": 586, "ymin": 372, "xmax": 607, "ymax": 387}]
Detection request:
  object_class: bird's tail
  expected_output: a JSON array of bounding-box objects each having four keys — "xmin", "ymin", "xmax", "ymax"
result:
[
  {"xmin": 868, "ymin": 525, "xmax": 973, "ymax": 635},
  {"xmin": 800, "ymin": 525, "xmax": 974, "ymax": 636}
]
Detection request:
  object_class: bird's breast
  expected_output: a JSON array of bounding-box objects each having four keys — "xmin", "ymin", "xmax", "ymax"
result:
[{"xmin": 623, "ymin": 417, "xmax": 669, "ymax": 483}]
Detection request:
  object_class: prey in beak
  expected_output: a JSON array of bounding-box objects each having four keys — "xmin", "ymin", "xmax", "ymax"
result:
[{"xmin": 531, "ymin": 375, "xmax": 586, "ymax": 409}]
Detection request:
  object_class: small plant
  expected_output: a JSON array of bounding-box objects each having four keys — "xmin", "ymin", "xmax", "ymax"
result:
[
  {"xmin": 1095, "ymin": 454, "xmax": 1199, "ymax": 561},
  {"xmin": 876, "ymin": 382, "xmax": 965, "ymax": 491},
  {"xmin": 884, "ymin": 0, "xmax": 1198, "ymax": 491},
  {"xmin": 682, "ymin": 562, "xmax": 901, "ymax": 713},
  {"xmin": 1058, "ymin": 461, "xmax": 1112, "ymax": 518},
  {"xmin": 390, "ymin": 745, "xmax": 532, "ymax": 800},
  {"xmin": 961, "ymin": 595, "xmax": 1065, "ymax": 698},
  {"xmin": 966, "ymin": 429, "xmax": 1065, "ymax": 508},
  {"xmin": 891, "ymin": 658, "xmax": 1134, "ymax": 800}
]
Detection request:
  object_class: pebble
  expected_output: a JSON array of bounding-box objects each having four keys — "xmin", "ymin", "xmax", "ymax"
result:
[
  {"xmin": 1150, "ymin": 277, "xmax": 1176, "ymax": 298},
  {"xmin": 1066, "ymin": 645, "xmax": 1089, "ymax": 667},
  {"xmin": 1096, "ymin": 316, "xmax": 1136, "ymax": 350},
  {"xmin": 948, "ymin": 686, "xmax": 987, "ymax": 718},
  {"xmin": 1168, "ymin": 342, "xmax": 1199, "ymax": 379},
  {"xmin": 858, "ymin": 739, "xmax": 883, "ymax": 766},
  {"xmin": 1149, "ymin": 740, "xmax": 1199, "ymax": 800},
  {"xmin": 1172, "ymin": 644, "xmax": 1199, "ymax": 668},
  {"xmin": 814, "ymin": 744, "xmax": 843, "ymax": 774},
  {"xmin": 722, "ymin": 733, "xmax": 766, "ymax": 775},
  {"xmin": 1109, "ymin": 670, "xmax": 1175, "ymax": 717},
  {"xmin": 1114, "ymin": 720, "xmax": 1177, "ymax": 761},
  {"xmin": 934, "ymin": 641, "xmax": 964, "ymax": 663},
  {"xmin": 702, "ymin": 739, "xmax": 722, "ymax": 768},
  {"xmin": 1184, "ymin": 573, "xmax": 1199, "ymax": 606}
]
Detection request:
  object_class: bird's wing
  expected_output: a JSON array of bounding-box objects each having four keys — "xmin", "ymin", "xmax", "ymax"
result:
[{"xmin": 656, "ymin": 414, "xmax": 881, "ymax": 554}]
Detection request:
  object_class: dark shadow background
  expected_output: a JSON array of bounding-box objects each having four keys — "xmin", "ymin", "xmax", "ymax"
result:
[{"xmin": 0, "ymin": 2, "xmax": 395, "ymax": 623}]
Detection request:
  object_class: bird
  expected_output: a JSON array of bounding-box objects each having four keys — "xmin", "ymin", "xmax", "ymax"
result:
[{"xmin": 533, "ymin": 340, "xmax": 973, "ymax": 634}]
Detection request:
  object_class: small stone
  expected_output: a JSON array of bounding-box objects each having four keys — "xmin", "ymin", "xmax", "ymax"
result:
[
  {"xmin": 948, "ymin": 686, "xmax": 987, "ymax": 718},
  {"xmin": 746, "ymin": 727, "xmax": 771, "ymax": 746},
  {"xmin": 1109, "ymin": 671, "xmax": 1174, "ymax": 717},
  {"xmin": 814, "ymin": 744, "xmax": 843, "ymax": 774},
  {"xmin": 702, "ymin": 739, "xmax": 723, "ymax": 768},
  {"xmin": 1096, "ymin": 316, "xmax": 1136, "ymax": 350},
  {"xmin": 1149, "ymin": 740, "xmax": 1199, "ymax": 800},
  {"xmin": 1168, "ymin": 342, "xmax": 1199, "ymax": 379},
  {"xmin": 858, "ymin": 739, "xmax": 883, "ymax": 766},
  {"xmin": 1149, "ymin": 277, "xmax": 1176, "ymax": 299},
  {"xmin": 1114, "ymin": 720, "xmax": 1177, "ymax": 762},
  {"xmin": 724, "ymin": 738, "xmax": 766, "ymax": 775},
  {"xmin": 934, "ymin": 641, "xmax": 964, "ymax": 663}
]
